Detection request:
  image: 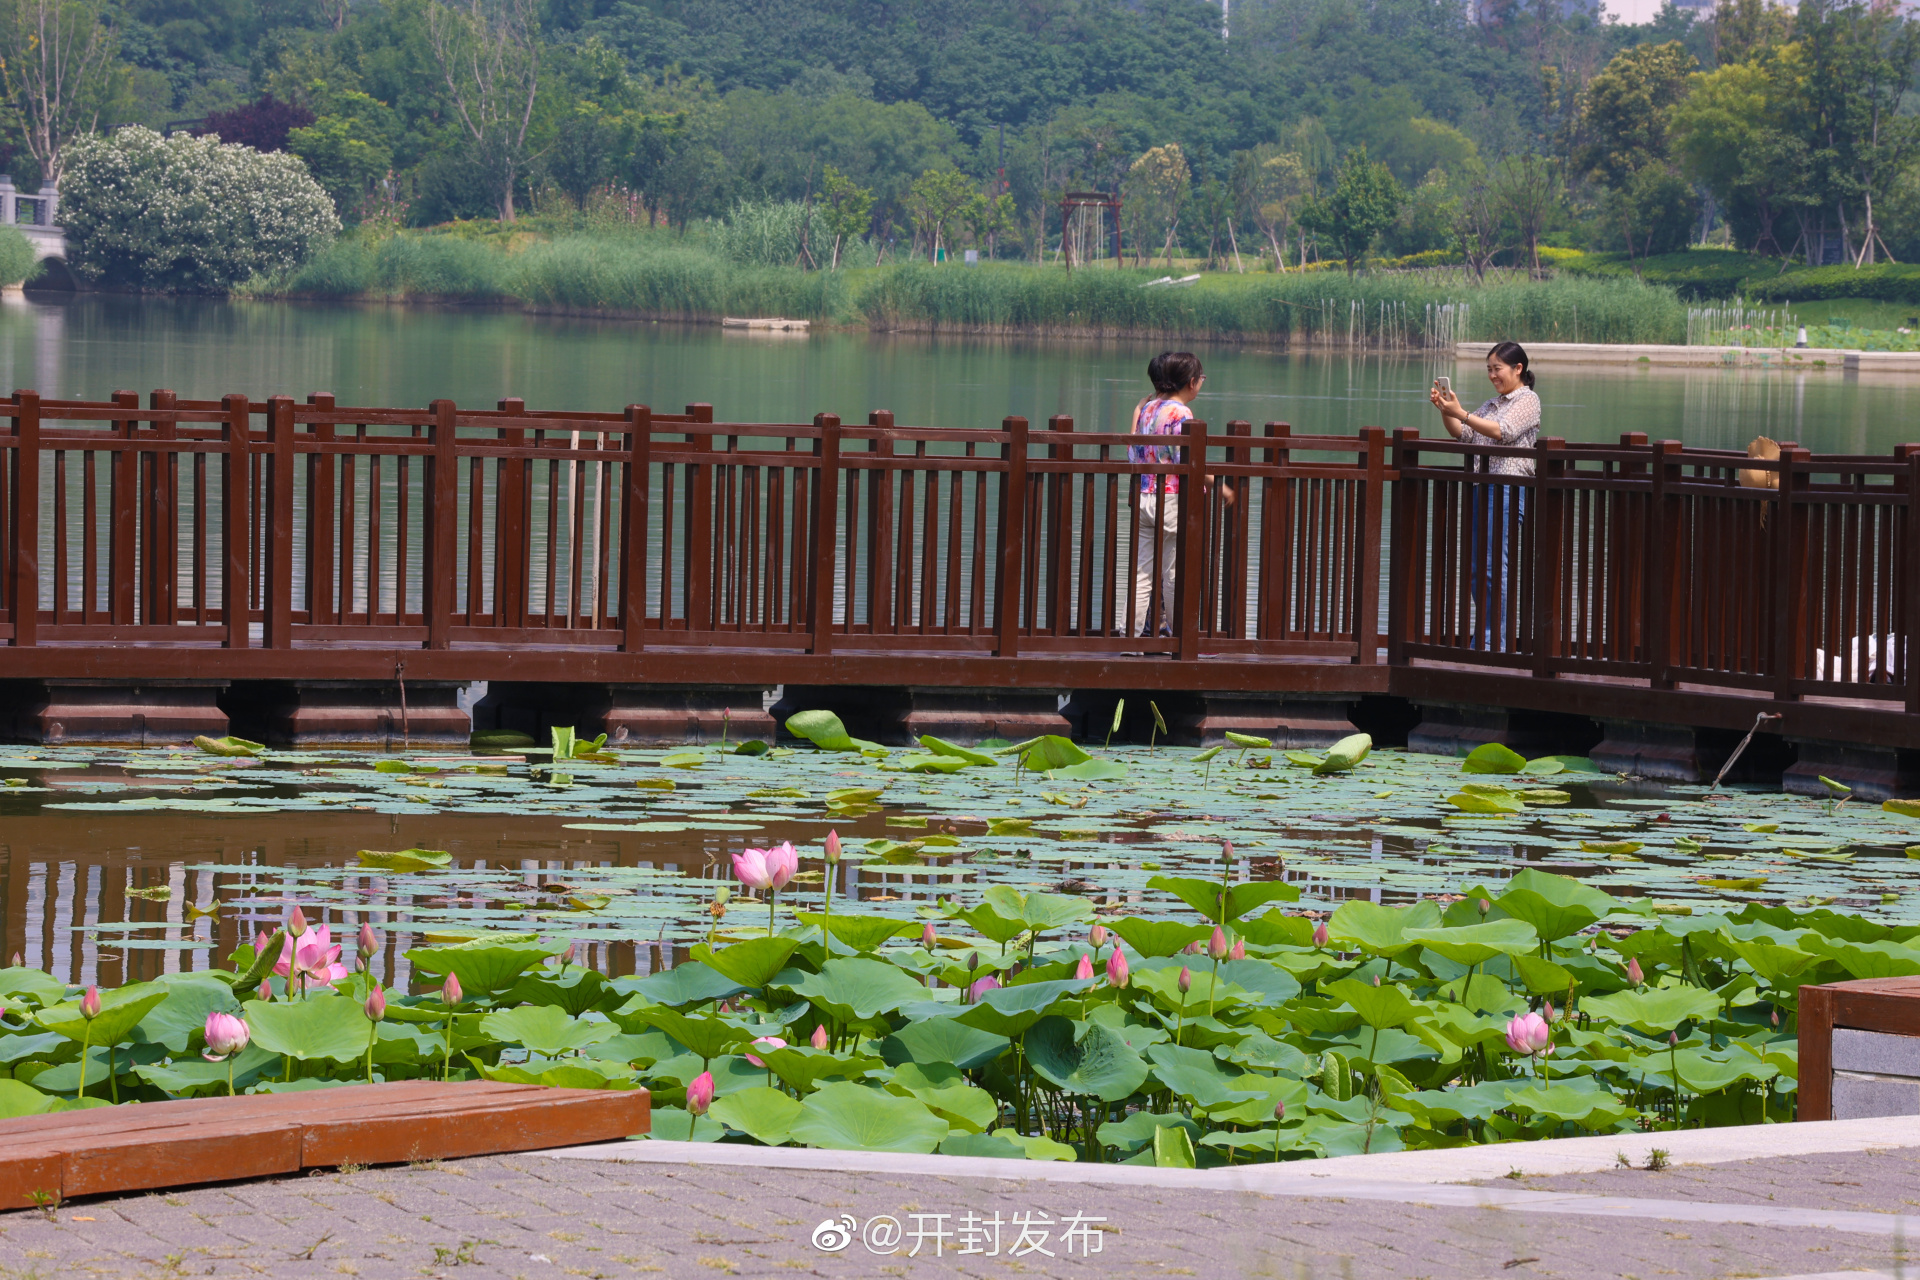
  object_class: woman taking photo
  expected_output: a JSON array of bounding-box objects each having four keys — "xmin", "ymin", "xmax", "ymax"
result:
[{"xmin": 1429, "ymin": 341, "xmax": 1540, "ymax": 653}]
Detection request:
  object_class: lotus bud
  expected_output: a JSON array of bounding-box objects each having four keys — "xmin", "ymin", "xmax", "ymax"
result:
[
  {"xmin": 921, "ymin": 923, "xmax": 937, "ymax": 951},
  {"xmin": 824, "ymin": 829, "xmax": 842, "ymax": 863},
  {"xmin": 1626, "ymin": 957, "xmax": 1644, "ymax": 986},
  {"xmin": 288, "ymin": 906, "xmax": 308, "ymax": 939},
  {"xmin": 1221, "ymin": 839, "xmax": 1234, "ymax": 862},
  {"xmin": 1090, "ymin": 924, "xmax": 1108, "ymax": 950},
  {"xmin": 1543, "ymin": 1001, "xmax": 1555, "ymax": 1023},
  {"xmin": 560, "ymin": 941, "xmax": 579, "ymax": 968},
  {"xmin": 203, "ymin": 1011, "xmax": 249, "ymax": 1059},
  {"xmin": 254, "ymin": 931, "xmax": 270, "ymax": 954},
  {"xmin": 1208, "ymin": 926, "xmax": 1229, "ymax": 961},
  {"xmin": 1229, "ymin": 937, "xmax": 1246, "ymax": 962},
  {"xmin": 965, "ymin": 974, "xmax": 1000, "ymax": 1004},
  {"xmin": 1105, "ymin": 948, "xmax": 1130, "ymax": 989},
  {"xmin": 80, "ymin": 986, "xmax": 101, "ymax": 1020},
  {"xmin": 357, "ymin": 923, "xmax": 378, "ymax": 959},
  {"xmin": 811, "ymin": 1024, "xmax": 830, "ymax": 1051},
  {"xmin": 1274, "ymin": 1101, "xmax": 1286, "ymax": 1122},
  {"xmin": 1477, "ymin": 898, "xmax": 1491, "ymax": 917},
  {"xmin": 1312, "ymin": 921, "xmax": 1329, "ymax": 949},
  {"xmin": 685, "ymin": 1070, "xmax": 715, "ymax": 1116},
  {"xmin": 745, "ymin": 1036, "xmax": 786, "ymax": 1068},
  {"xmin": 718, "ymin": 1001, "xmax": 733, "ymax": 1014},
  {"xmin": 442, "ymin": 973, "xmax": 463, "ymax": 1006},
  {"xmin": 1074, "ymin": 954, "xmax": 1094, "ymax": 981},
  {"xmin": 1771, "ymin": 1008, "xmax": 1780, "ymax": 1027},
  {"xmin": 8, "ymin": 951, "xmax": 18, "ymax": 968},
  {"xmin": 1669, "ymin": 1030, "xmax": 1679, "ymax": 1047},
  {"xmin": 1177, "ymin": 966, "xmax": 1192, "ymax": 995},
  {"xmin": 1184, "ymin": 940, "xmax": 1204, "ymax": 956},
  {"xmin": 714, "ymin": 885, "xmax": 731, "ymax": 906},
  {"xmin": 257, "ymin": 979, "xmax": 272, "ymax": 1003},
  {"xmin": 364, "ymin": 986, "xmax": 387, "ymax": 1022},
  {"xmin": 966, "ymin": 951, "xmax": 980, "ymax": 976}
]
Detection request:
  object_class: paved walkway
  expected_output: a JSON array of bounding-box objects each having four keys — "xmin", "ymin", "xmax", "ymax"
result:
[{"xmin": 3, "ymin": 1147, "xmax": 1918, "ymax": 1280}]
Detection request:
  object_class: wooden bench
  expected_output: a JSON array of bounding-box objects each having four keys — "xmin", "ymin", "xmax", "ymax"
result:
[
  {"xmin": 1800, "ymin": 977, "xmax": 1920, "ymax": 1121},
  {"xmin": 0, "ymin": 1081, "xmax": 648, "ymax": 1209}
]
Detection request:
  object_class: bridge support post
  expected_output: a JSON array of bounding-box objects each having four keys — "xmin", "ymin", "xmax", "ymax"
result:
[
  {"xmin": 1590, "ymin": 721, "xmax": 1740, "ymax": 783},
  {"xmin": 1783, "ymin": 740, "xmax": 1920, "ymax": 802},
  {"xmin": 5, "ymin": 680, "xmax": 228, "ymax": 744},
  {"xmin": 1406, "ymin": 702, "xmax": 1599, "ymax": 759},
  {"xmin": 472, "ymin": 683, "xmax": 774, "ymax": 745},
  {"xmin": 769, "ymin": 686, "xmax": 1069, "ymax": 747},
  {"xmin": 224, "ymin": 681, "xmax": 470, "ymax": 748}
]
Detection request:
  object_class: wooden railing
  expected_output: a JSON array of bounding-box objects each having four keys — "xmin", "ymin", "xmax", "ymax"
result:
[{"xmin": 0, "ymin": 389, "xmax": 1914, "ymax": 715}]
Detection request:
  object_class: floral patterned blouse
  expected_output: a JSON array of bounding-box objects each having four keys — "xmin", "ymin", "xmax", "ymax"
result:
[
  {"xmin": 1129, "ymin": 398, "xmax": 1192, "ymax": 495},
  {"xmin": 1467, "ymin": 387, "xmax": 1542, "ymax": 477}
]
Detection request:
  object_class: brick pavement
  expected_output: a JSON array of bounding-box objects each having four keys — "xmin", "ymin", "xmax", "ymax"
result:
[
  {"xmin": 0, "ymin": 1152, "xmax": 1915, "ymax": 1280},
  {"xmin": 1491, "ymin": 1146, "xmax": 1920, "ymax": 1215}
]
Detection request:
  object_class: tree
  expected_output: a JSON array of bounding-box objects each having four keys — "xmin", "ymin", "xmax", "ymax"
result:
[
  {"xmin": 425, "ymin": 0, "xmax": 543, "ymax": 222},
  {"xmin": 1451, "ymin": 176, "xmax": 1502, "ymax": 283},
  {"xmin": 0, "ymin": 0, "xmax": 120, "ymax": 184},
  {"xmin": 1671, "ymin": 58, "xmax": 1806, "ymax": 255},
  {"xmin": 547, "ymin": 105, "xmax": 614, "ymax": 210},
  {"xmin": 1240, "ymin": 146, "xmax": 1310, "ymax": 270},
  {"xmin": 1611, "ymin": 165, "xmax": 1697, "ymax": 261},
  {"xmin": 287, "ymin": 85, "xmax": 397, "ymax": 218},
  {"xmin": 820, "ymin": 164, "xmax": 873, "ymax": 268},
  {"xmin": 1709, "ymin": 0, "xmax": 1793, "ymax": 66},
  {"xmin": 61, "ymin": 126, "xmax": 339, "ymax": 290},
  {"xmin": 1298, "ymin": 145, "xmax": 1404, "ymax": 276},
  {"xmin": 905, "ymin": 166, "xmax": 973, "ymax": 261},
  {"xmin": 203, "ymin": 95, "xmax": 316, "ymax": 153},
  {"xmin": 1575, "ymin": 42, "xmax": 1699, "ymax": 190},
  {"xmin": 962, "ymin": 190, "xmax": 1015, "ymax": 261},
  {"xmin": 1491, "ymin": 152, "xmax": 1560, "ymax": 278},
  {"xmin": 1126, "ymin": 144, "xmax": 1190, "ymax": 268}
]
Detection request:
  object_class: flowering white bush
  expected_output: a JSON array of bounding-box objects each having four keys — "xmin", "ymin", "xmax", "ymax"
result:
[{"xmin": 60, "ymin": 127, "xmax": 340, "ymax": 291}]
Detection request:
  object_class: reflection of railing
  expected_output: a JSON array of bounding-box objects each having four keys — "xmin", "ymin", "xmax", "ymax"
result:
[{"xmin": 0, "ymin": 389, "xmax": 1916, "ymax": 720}]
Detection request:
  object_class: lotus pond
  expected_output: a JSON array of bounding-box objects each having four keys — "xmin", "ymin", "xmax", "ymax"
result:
[{"xmin": 4, "ymin": 721, "xmax": 1920, "ymax": 1163}]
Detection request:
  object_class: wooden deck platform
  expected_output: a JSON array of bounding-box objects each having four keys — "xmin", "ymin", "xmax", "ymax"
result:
[{"xmin": 0, "ymin": 1081, "xmax": 649, "ymax": 1210}]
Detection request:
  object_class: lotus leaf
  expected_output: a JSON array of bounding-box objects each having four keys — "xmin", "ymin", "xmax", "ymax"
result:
[
  {"xmin": 1152, "ymin": 1123, "xmax": 1198, "ymax": 1167},
  {"xmin": 355, "ymin": 848, "xmax": 454, "ymax": 872},
  {"xmin": 480, "ymin": 1061, "xmax": 639, "ymax": 1090},
  {"xmin": 1496, "ymin": 869, "xmax": 1620, "ymax": 941},
  {"xmin": 1447, "ymin": 791, "xmax": 1524, "ymax": 814},
  {"xmin": 645, "ymin": 1107, "xmax": 725, "ymax": 1142},
  {"xmin": 1108, "ymin": 918, "xmax": 1212, "ymax": 958},
  {"xmin": 1403, "ymin": 919, "xmax": 1539, "ymax": 967},
  {"xmin": 981, "ymin": 886, "xmax": 1095, "ymax": 933},
  {"xmin": 36, "ymin": 986, "xmax": 169, "ymax": 1047},
  {"xmin": 0, "ymin": 967, "xmax": 69, "ymax": 1006},
  {"xmin": 793, "ymin": 913, "xmax": 918, "ymax": 954},
  {"xmin": 785, "ymin": 710, "xmax": 858, "ymax": 751},
  {"xmin": 1314, "ymin": 733, "xmax": 1372, "ymax": 774},
  {"xmin": 244, "ymin": 996, "xmax": 377, "ymax": 1063},
  {"xmin": 480, "ymin": 1005, "xmax": 618, "ymax": 1056},
  {"xmin": 691, "ymin": 937, "xmax": 802, "ymax": 989},
  {"xmin": 787, "ymin": 1081, "xmax": 948, "ymax": 1153},
  {"xmin": 885, "ymin": 1060, "xmax": 1000, "ymax": 1131},
  {"xmin": 919, "ymin": 736, "xmax": 997, "ymax": 766},
  {"xmin": 954, "ymin": 978, "xmax": 1087, "ymax": 1037},
  {"xmin": 1024, "ymin": 1016, "xmax": 1149, "ymax": 1101},
  {"xmin": 620, "ymin": 1007, "xmax": 744, "ymax": 1061},
  {"xmin": 404, "ymin": 941, "xmax": 552, "ymax": 995},
  {"xmin": 1327, "ymin": 899, "xmax": 1443, "ymax": 957},
  {"xmin": 1322, "ymin": 977, "xmax": 1420, "ymax": 1029},
  {"xmin": 750, "ymin": 1044, "xmax": 884, "ymax": 1093},
  {"xmin": 194, "ymin": 735, "xmax": 263, "ymax": 757},
  {"xmin": 620, "ymin": 963, "xmax": 749, "ymax": 1008},
  {"xmin": 127, "ymin": 976, "xmax": 242, "ymax": 1052},
  {"xmin": 1502, "ymin": 1081, "xmax": 1638, "ymax": 1128},
  {"xmin": 1461, "ymin": 743, "xmax": 1526, "ymax": 774},
  {"xmin": 133, "ymin": 1044, "xmax": 280, "ymax": 1097},
  {"xmin": 876, "ymin": 1019, "xmax": 1010, "ymax": 1071},
  {"xmin": 1582, "ymin": 985, "xmax": 1723, "ymax": 1034},
  {"xmin": 783, "ymin": 958, "xmax": 931, "ymax": 1022},
  {"xmin": 710, "ymin": 1085, "xmax": 806, "ymax": 1144}
]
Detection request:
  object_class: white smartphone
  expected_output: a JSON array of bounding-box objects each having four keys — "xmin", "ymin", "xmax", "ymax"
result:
[{"xmin": 1434, "ymin": 376, "xmax": 1451, "ymax": 394}]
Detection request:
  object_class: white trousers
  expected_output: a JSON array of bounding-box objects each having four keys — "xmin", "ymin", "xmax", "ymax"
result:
[{"xmin": 1131, "ymin": 490, "xmax": 1179, "ymax": 635}]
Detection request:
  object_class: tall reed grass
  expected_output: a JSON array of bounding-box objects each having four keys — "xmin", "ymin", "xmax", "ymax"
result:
[{"xmin": 252, "ymin": 230, "xmax": 1690, "ymax": 346}]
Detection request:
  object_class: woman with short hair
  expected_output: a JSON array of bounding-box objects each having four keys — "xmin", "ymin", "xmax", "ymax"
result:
[{"xmin": 1430, "ymin": 341, "xmax": 1540, "ymax": 652}]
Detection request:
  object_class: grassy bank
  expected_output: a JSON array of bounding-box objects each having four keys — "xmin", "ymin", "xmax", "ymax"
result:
[{"xmin": 246, "ymin": 228, "xmax": 1689, "ymax": 346}]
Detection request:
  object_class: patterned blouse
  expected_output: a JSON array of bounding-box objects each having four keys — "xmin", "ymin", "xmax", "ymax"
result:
[
  {"xmin": 1467, "ymin": 387, "xmax": 1542, "ymax": 477},
  {"xmin": 1129, "ymin": 398, "xmax": 1193, "ymax": 495}
]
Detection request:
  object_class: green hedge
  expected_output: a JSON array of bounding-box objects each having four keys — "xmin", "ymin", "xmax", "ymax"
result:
[{"xmin": 1741, "ymin": 263, "xmax": 1920, "ymax": 305}]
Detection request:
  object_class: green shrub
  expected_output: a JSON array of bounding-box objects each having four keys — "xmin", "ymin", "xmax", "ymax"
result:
[
  {"xmin": 1743, "ymin": 262, "xmax": 1920, "ymax": 305},
  {"xmin": 1549, "ymin": 248, "xmax": 1771, "ymax": 301},
  {"xmin": 1466, "ymin": 275, "xmax": 1687, "ymax": 344},
  {"xmin": 0, "ymin": 227, "xmax": 42, "ymax": 286}
]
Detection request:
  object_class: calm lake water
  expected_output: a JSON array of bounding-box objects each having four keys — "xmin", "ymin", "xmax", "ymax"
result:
[{"xmin": 0, "ymin": 294, "xmax": 1915, "ymax": 455}]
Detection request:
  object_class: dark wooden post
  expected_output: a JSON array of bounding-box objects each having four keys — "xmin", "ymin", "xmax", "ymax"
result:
[
  {"xmin": 809, "ymin": 413, "xmax": 841, "ymax": 655},
  {"xmin": 147, "ymin": 389, "xmax": 178, "ymax": 626},
  {"xmin": 1173, "ymin": 416, "xmax": 1206, "ymax": 661},
  {"xmin": 1047, "ymin": 414, "xmax": 1074, "ymax": 636},
  {"xmin": 305, "ymin": 394, "xmax": 337, "ymax": 627},
  {"xmin": 1261, "ymin": 422, "xmax": 1294, "ymax": 644},
  {"xmin": 1798, "ymin": 982, "xmax": 1834, "ymax": 1121},
  {"xmin": 1386, "ymin": 428, "xmax": 1421, "ymax": 667},
  {"xmin": 426, "ymin": 399, "xmax": 458, "ymax": 650},
  {"xmin": 868, "ymin": 410, "xmax": 895, "ymax": 634},
  {"xmin": 110, "ymin": 390, "xmax": 138, "ymax": 626},
  {"xmin": 685, "ymin": 403, "xmax": 715, "ymax": 633},
  {"xmin": 1224, "ymin": 420, "xmax": 1252, "ymax": 641},
  {"xmin": 1530, "ymin": 438, "xmax": 1566, "ymax": 680},
  {"xmin": 996, "ymin": 416, "xmax": 1028, "ymax": 657},
  {"xmin": 621, "ymin": 404, "xmax": 651, "ymax": 652},
  {"xmin": 1906, "ymin": 449, "xmax": 1920, "ymax": 715},
  {"xmin": 221, "ymin": 393, "xmax": 251, "ymax": 649},
  {"xmin": 1773, "ymin": 446, "xmax": 1810, "ymax": 700},
  {"xmin": 1645, "ymin": 439, "xmax": 1682, "ymax": 689},
  {"xmin": 264, "ymin": 396, "xmax": 296, "ymax": 649},
  {"xmin": 8, "ymin": 391, "xmax": 38, "ymax": 646},
  {"xmin": 1355, "ymin": 427, "xmax": 1386, "ymax": 665}
]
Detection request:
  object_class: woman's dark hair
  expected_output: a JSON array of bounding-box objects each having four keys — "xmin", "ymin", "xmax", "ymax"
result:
[
  {"xmin": 1489, "ymin": 341, "xmax": 1536, "ymax": 389},
  {"xmin": 1149, "ymin": 351, "xmax": 1204, "ymax": 395}
]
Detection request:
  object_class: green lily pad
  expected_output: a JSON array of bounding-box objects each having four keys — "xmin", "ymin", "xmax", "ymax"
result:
[{"xmin": 787, "ymin": 1081, "xmax": 948, "ymax": 1153}]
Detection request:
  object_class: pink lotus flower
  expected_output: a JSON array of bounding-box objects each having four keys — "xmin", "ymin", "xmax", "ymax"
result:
[
  {"xmin": 357, "ymin": 923, "xmax": 378, "ymax": 959},
  {"xmin": 1089, "ymin": 924, "xmax": 1108, "ymax": 950},
  {"xmin": 1105, "ymin": 949, "xmax": 1130, "ymax": 989},
  {"xmin": 203, "ymin": 1011, "xmax": 249, "ymax": 1060},
  {"xmin": 254, "ymin": 930, "xmax": 270, "ymax": 954},
  {"xmin": 256, "ymin": 980, "xmax": 272, "ymax": 1003},
  {"xmin": 276, "ymin": 925, "xmax": 348, "ymax": 987},
  {"xmin": 1177, "ymin": 967, "xmax": 1192, "ymax": 995},
  {"xmin": 733, "ymin": 843, "xmax": 799, "ymax": 892},
  {"xmin": 1312, "ymin": 922, "xmax": 1330, "ymax": 949},
  {"xmin": 1229, "ymin": 937, "xmax": 1246, "ymax": 962},
  {"xmin": 965, "ymin": 975, "xmax": 1000, "ymax": 1004},
  {"xmin": 442, "ymin": 973, "xmax": 463, "ymax": 1005},
  {"xmin": 1073, "ymin": 954, "xmax": 1094, "ymax": 980},
  {"xmin": 364, "ymin": 987, "xmax": 387, "ymax": 1022},
  {"xmin": 746, "ymin": 1036, "xmax": 787, "ymax": 1068},
  {"xmin": 1626, "ymin": 957, "xmax": 1644, "ymax": 986},
  {"xmin": 921, "ymin": 923, "xmax": 937, "ymax": 950},
  {"xmin": 79, "ymin": 986, "xmax": 101, "ymax": 1020},
  {"xmin": 685, "ymin": 1070, "xmax": 715, "ymax": 1116},
  {"xmin": 810, "ymin": 1024, "xmax": 829, "ymax": 1050},
  {"xmin": 287, "ymin": 906, "xmax": 308, "ymax": 939},
  {"xmin": 1208, "ymin": 927, "xmax": 1229, "ymax": 961},
  {"xmin": 823, "ymin": 830, "xmax": 842, "ymax": 862},
  {"xmin": 1183, "ymin": 940, "xmax": 1204, "ymax": 955},
  {"xmin": 1505, "ymin": 1012, "xmax": 1551, "ymax": 1056}
]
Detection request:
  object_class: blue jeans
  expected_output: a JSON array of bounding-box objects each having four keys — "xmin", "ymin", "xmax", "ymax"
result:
[{"xmin": 1469, "ymin": 484, "xmax": 1527, "ymax": 652}]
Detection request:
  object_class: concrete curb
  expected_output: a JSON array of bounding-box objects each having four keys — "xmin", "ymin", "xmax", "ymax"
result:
[
  {"xmin": 546, "ymin": 1114, "xmax": 1920, "ymax": 1193},
  {"xmin": 1452, "ymin": 339, "xmax": 1920, "ymax": 374}
]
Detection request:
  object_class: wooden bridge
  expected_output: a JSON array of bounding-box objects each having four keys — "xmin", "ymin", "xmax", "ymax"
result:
[{"xmin": 0, "ymin": 389, "xmax": 1913, "ymax": 791}]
